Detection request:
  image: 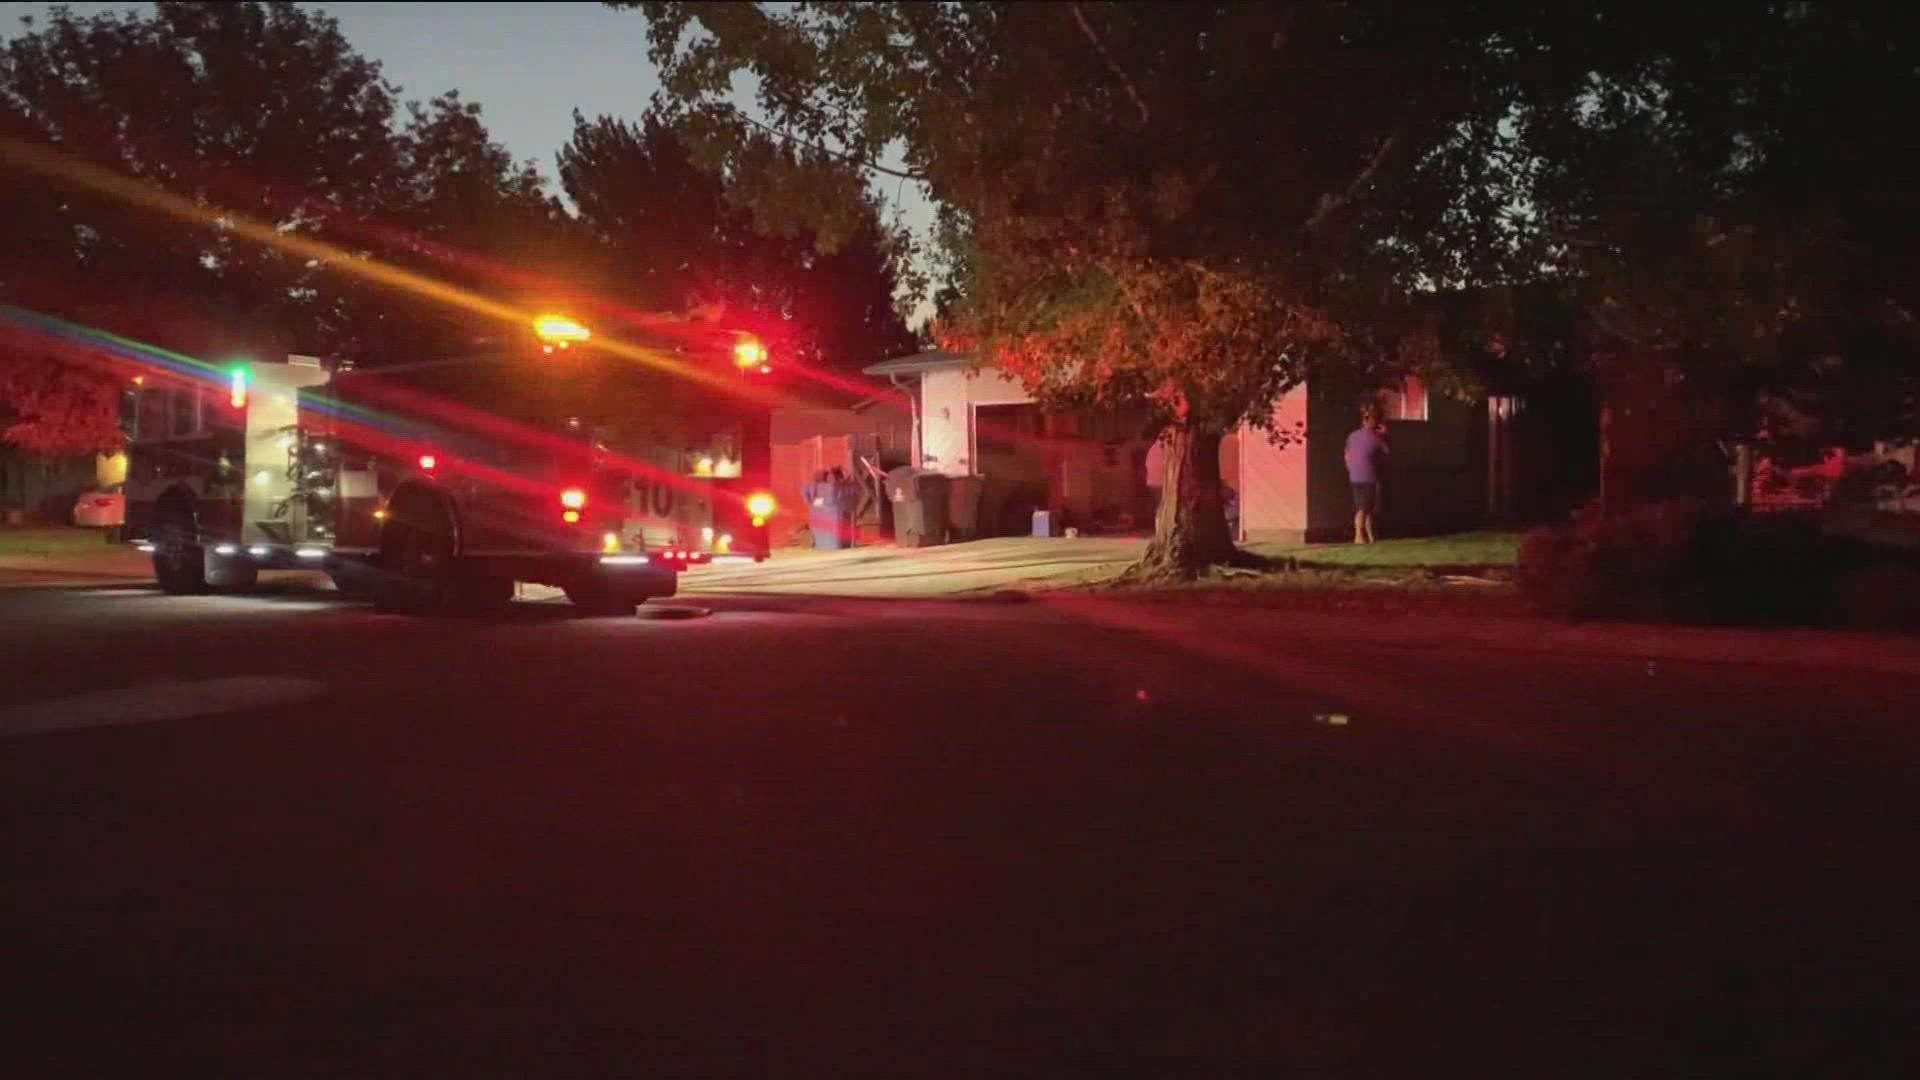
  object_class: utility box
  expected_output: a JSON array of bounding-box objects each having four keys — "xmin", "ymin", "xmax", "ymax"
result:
[{"xmin": 1032, "ymin": 509, "xmax": 1062, "ymax": 537}]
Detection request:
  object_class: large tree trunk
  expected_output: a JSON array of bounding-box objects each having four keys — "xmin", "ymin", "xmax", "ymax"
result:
[{"xmin": 1134, "ymin": 427, "xmax": 1237, "ymax": 578}]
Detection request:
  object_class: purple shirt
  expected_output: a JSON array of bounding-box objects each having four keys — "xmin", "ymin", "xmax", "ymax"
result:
[{"xmin": 1345, "ymin": 426, "xmax": 1389, "ymax": 483}]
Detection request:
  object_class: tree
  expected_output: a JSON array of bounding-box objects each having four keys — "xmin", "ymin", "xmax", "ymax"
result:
[
  {"xmin": 1503, "ymin": 4, "xmax": 1920, "ymax": 506},
  {"xmin": 0, "ymin": 1, "xmax": 575, "ymax": 451},
  {"xmin": 558, "ymin": 111, "xmax": 916, "ymax": 374},
  {"xmin": 0, "ymin": 1, "xmax": 406, "ymax": 448},
  {"xmin": 613, "ymin": 2, "xmax": 1544, "ymax": 574},
  {"xmin": 340, "ymin": 91, "xmax": 572, "ymax": 363}
]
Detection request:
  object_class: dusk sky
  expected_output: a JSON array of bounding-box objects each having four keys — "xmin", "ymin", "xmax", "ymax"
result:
[{"xmin": 2, "ymin": 1, "xmax": 938, "ymax": 315}]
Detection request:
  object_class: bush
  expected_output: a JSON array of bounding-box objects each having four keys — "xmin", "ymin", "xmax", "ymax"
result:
[{"xmin": 1518, "ymin": 499, "xmax": 1920, "ymax": 629}]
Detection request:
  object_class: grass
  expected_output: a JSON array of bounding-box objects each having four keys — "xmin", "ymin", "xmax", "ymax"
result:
[
  {"xmin": 0, "ymin": 526, "xmax": 123, "ymax": 559},
  {"xmin": 1078, "ymin": 531, "xmax": 1524, "ymax": 615},
  {"xmin": 1249, "ymin": 530, "xmax": 1521, "ymax": 570},
  {"xmin": 1094, "ymin": 562, "xmax": 1524, "ymax": 616}
]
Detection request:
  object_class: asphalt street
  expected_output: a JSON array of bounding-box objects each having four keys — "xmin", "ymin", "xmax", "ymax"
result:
[{"xmin": 2, "ymin": 579, "xmax": 1916, "ymax": 1077}]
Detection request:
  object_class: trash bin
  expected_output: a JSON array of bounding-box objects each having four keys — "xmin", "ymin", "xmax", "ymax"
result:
[
  {"xmin": 803, "ymin": 476, "xmax": 844, "ymax": 550},
  {"xmin": 888, "ymin": 467, "xmax": 951, "ymax": 547},
  {"xmin": 945, "ymin": 475, "xmax": 984, "ymax": 540}
]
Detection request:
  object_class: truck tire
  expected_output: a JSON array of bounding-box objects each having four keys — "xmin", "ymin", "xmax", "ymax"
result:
[
  {"xmin": 376, "ymin": 501, "xmax": 509, "ymax": 616},
  {"xmin": 152, "ymin": 503, "xmax": 207, "ymax": 595},
  {"xmin": 377, "ymin": 513, "xmax": 454, "ymax": 614}
]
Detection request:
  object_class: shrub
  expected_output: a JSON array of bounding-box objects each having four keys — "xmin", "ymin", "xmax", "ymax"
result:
[{"xmin": 1519, "ymin": 498, "xmax": 1920, "ymax": 628}]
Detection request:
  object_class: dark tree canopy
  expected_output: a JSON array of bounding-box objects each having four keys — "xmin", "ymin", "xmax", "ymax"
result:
[
  {"xmin": 558, "ymin": 111, "xmax": 916, "ymax": 375},
  {"xmin": 1503, "ymin": 3, "xmax": 1920, "ymax": 463},
  {"xmin": 0, "ymin": 1, "xmax": 573, "ymax": 452}
]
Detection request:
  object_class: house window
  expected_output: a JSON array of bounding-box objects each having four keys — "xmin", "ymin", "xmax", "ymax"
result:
[
  {"xmin": 169, "ymin": 387, "xmax": 201, "ymax": 438},
  {"xmin": 1380, "ymin": 377, "xmax": 1429, "ymax": 421}
]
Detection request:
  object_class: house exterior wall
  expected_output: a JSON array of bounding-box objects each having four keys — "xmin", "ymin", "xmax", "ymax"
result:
[
  {"xmin": 1235, "ymin": 387, "xmax": 1311, "ymax": 543},
  {"xmin": 771, "ymin": 404, "xmax": 910, "ymax": 448},
  {"xmin": 1303, "ymin": 381, "xmax": 1490, "ymax": 540},
  {"xmin": 919, "ymin": 366, "xmax": 1032, "ymax": 476},
  {"xmin": 1306, "ymin": 388, "xmax": 1357, "ymax": 540},
  {"xmin": 918, "ymin": 368, "xmax": 970, "ymax": 474}
]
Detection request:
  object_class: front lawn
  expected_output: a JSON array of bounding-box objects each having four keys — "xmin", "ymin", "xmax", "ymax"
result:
[
  {"xmin": 1249, "ymin": 530, "xmax": 1521, "ymax": 570},
  {"xmin": 1083, "ymin": 530, "xmax": 1524, "ymax": 614},
  {"xmin": 0, "ymin": 527, "xmax": 122, "ymax": 559}
]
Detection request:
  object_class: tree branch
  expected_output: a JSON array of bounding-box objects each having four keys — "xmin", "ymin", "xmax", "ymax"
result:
[
  {"xmin": 1303, "ymin": 128, "xmax": 1401, "ymax": 235},
  {"xmin": 1070, "ymin": 2, "xmax": 1150, "ymax": 129},
  {"xmin": 734, "ymin": 110, "xmax": 926, "ymax": 183}
]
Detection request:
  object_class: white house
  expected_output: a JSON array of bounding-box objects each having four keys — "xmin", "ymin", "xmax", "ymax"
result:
[{"xmin": 864, "ymin": 351, "xmax": 1522, "ymax": 542}]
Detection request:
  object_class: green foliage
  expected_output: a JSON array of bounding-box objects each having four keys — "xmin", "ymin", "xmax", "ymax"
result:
[
  {"xmin": 557, "ymin": 112, "xmax": 917, "ymax": 371},
  {"xmin": 0, "ymin": 344, "xmax": 123, "ymax": 455},
  {"xmin": 0, "ymin": 1, "xmax": 404, "ymax": 343},
  {"xmin": 618, "ymin": 2, "xmax": 1535, "ymax": 432},
  {"xmin": 342, "ymin": 90, "xmax": 569, "ymax": 361},
  {"xmin": 1507, "ymin": 3, "xmax": 1920, "ymax": 455},
  {"xmin": 0, "ymin": 1, "xmax": 573, "ymax": 446},
  {"xmin": 1517, "ymin": 498, "xmax": 1920, "ymax": 628}
]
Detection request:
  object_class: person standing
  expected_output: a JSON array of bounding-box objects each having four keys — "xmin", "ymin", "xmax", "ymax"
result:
[
  {"xmin": 828, "ymin": 466, "xmax": 860, "ymax": 547},
  {"xmin": 1344, "ymin": 405, "xmax": 1390, "ymax": 544}
]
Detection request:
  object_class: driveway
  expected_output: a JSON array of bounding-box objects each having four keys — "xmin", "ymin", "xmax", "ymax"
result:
[{"xmin": 680, "ymin": 536, "xmax": 1147, "ymax": 597}]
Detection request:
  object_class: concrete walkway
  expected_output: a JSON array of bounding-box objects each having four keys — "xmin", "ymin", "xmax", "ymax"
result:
[{"xmin": 680, "ymin": 537, "xmax": 1146, "ymax": 597}]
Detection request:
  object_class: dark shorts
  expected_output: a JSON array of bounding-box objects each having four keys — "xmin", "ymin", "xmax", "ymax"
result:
[{"xmin": 1351, "ymin": 482, "xmax": 1379, "ymax": 513}]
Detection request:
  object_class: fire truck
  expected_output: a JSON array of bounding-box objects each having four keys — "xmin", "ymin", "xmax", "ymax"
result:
[{"xmin": 122, "ymin": 316, "xmax": 778, "ymax": 615}]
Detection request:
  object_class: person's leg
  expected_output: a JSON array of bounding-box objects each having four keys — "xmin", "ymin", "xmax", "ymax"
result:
[
  {"xmin": 1354, "ymin": 508, "xmax": 1366, "ymax": 544},
  {"xmin": 1361, "ymin": 509, "xmax": 1375, "ymax": 545}
]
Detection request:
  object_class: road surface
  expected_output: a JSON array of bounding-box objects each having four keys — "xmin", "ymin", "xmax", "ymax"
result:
[{"xmin": 2, "ymin": 580, "xmax": 1915, "ymax": 1077}]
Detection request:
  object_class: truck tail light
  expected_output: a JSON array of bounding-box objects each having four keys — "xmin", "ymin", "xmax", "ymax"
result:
[
  {"xmin": 560, "ymin": 487, "xmax": 587, "ymax": 510},
  {"xmin": 418, "ymin": 454, "xmax": 437, "ymax": 472},
  {"xmin": 745, "ymin": 492, "xmax": 775, "ymax": 526}
]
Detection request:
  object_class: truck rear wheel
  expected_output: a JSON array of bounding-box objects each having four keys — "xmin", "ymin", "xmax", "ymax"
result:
[
  {"xmin": 151, "ymin": 497, "xmax": 255, "ymax": 594},
  {"xmin": 151, "ymin": 511, "xmax": 204, "ymax": 588},
  {"xmin": 378, "ymin": 515, "xmax": 452, "ymax": 614},
  {"xmin": 152, "ymin": 506, "xmax": 206, "ymax": 595},
  {"xmin": 377, "ymin": 510, "xmax": 509, "ymax": 616}
]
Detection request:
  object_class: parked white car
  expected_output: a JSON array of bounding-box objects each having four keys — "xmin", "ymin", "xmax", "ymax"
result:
[{"xmin": 73, "ymin": 484, "xmax": 125, "ymax": 528}]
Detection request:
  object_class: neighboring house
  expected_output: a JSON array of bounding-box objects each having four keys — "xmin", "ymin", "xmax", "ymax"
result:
[
  {"xmin": 1231, "ymin": 377, "xmax": 1524, "ymax": 543},
  {"xmin": 0, "ymin": 447, "xmax": 122, "ymax": 523},
  {"xmin": 865, "ymin": 351, "xmax": 1582, "ymax": 542},
  {"xmin": 865, "ymin": 352, "xmax": 1159, "ymax": 535},
  {"xmin": 1750, "ymin": 444, "xmax": 1919, "ymax": 515}
]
